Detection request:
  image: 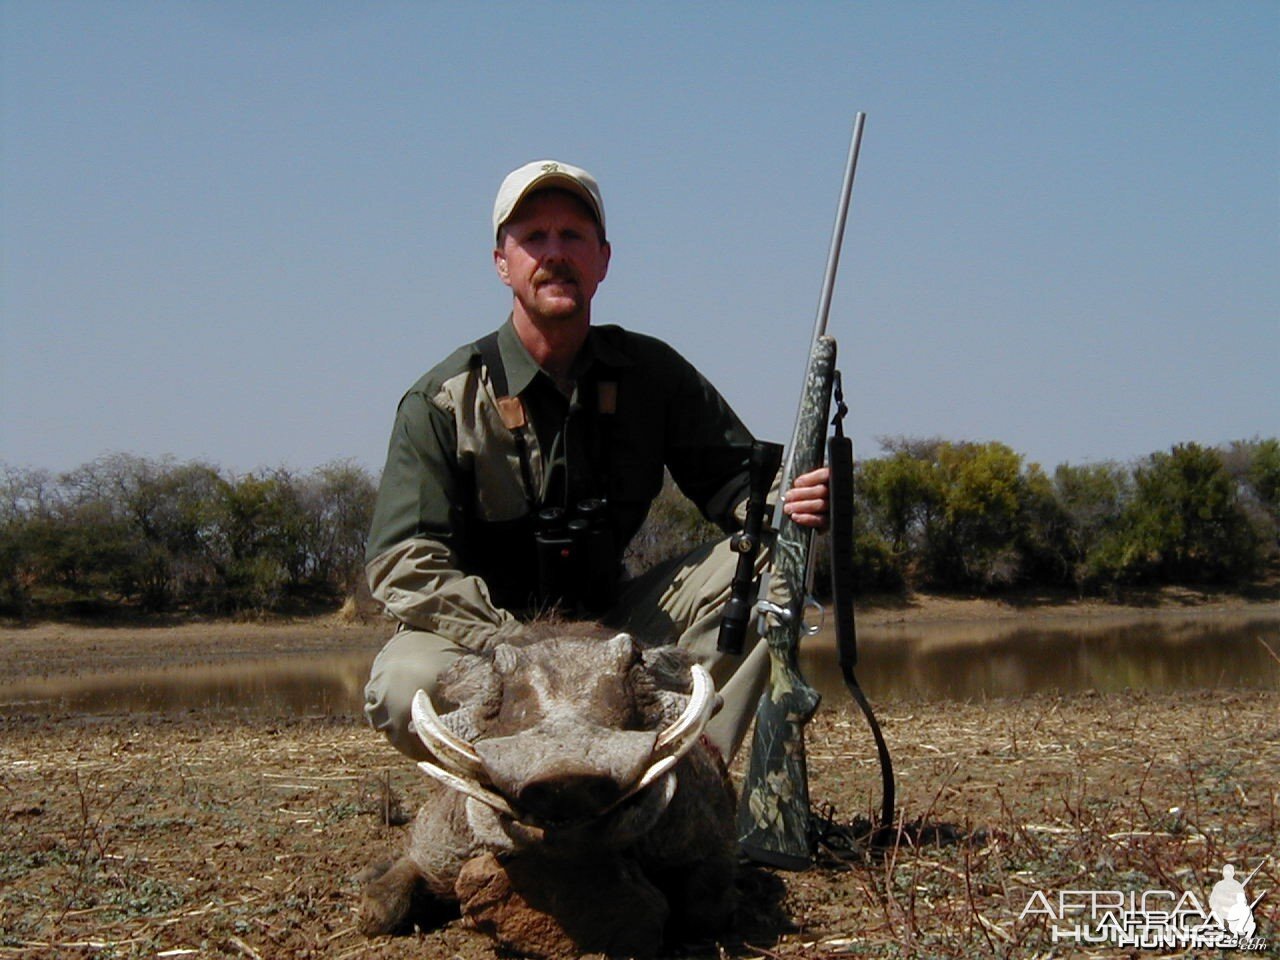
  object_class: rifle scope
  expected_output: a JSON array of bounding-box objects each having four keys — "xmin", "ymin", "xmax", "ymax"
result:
[{"xmin": 717, "ymin": 440, "xmax": 784, "ymax": 655}]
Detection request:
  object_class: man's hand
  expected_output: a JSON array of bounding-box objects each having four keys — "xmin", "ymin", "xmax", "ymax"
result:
[{"xmin": 782, "ymin": 466, "xmax": 830, "ymax": 531}]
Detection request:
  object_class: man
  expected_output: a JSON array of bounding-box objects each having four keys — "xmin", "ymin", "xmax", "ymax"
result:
[{"xmin": 364, "ymin": 160, "xmax": 829, "ymax": 764}]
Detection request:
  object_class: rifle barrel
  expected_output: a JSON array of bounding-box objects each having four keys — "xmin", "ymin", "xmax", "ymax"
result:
[
  {"xmin": 812, "ymin": 111, "xmax": 866, "ymax": 346},
  {"xmin": 772, "ymin": 112, "xmax": 866, "ymax": 533}
]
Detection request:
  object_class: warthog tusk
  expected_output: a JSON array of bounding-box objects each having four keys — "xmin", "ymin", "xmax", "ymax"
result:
[
  {"xmin": 411, "ymin": 689, "xmax": 485, "ymax": 777},
  {"xmin": 601, "ymin": 753, "xmax": 679, "ymax": 815},
  {"xmin": 632, "ymin": 753, "xmax": 680, "ymax": 795},
  {"xmin": 654, "ymin": 663, "xmax": 716, "ymax": 757},
  {"xmin": 600, "ymin": 664, "xmax": 716, "ymax": 814},
  {"xmin": 416, "ymin": 760, "xmax": 517, "ymax": 819}
]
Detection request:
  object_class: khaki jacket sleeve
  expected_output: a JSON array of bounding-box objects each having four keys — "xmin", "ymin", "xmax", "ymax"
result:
[
  {"xmin": 365, "ymin": 381, "xmax": 516, "ymax": 646},
  {"xmin": 365, "ymin": 537, "xmax": 515, "ymax": 645}
]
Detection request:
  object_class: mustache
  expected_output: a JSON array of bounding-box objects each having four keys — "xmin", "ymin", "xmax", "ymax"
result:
[{"xmin": 533, "ymin": 264, "xmax": 580, "ymax": 285}]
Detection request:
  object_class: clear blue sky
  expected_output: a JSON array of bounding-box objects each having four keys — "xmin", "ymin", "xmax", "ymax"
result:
[{"xmin": 3, "ymin": 1, "xmax": 1277, "ymax": 477}]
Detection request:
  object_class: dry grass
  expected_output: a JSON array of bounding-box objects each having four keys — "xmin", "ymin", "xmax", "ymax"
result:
[
  {"xmin": 2, "ymin": 687, "xmax": 1276, "ymax": 959},
  {"xmin": 792, "ymin": 690, "xmax": 1278, "ymax": 957}
]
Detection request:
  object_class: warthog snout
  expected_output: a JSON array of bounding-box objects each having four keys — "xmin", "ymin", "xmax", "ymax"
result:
[
  {"xmin": 517, "ymin": 772, "xmax": 622, "ymax": 822},
  {"xmin": 473, "ymin": 724, "xmax": 660, "ymax": 824}
]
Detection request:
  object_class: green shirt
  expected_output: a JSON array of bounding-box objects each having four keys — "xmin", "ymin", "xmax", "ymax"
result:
[{"xmin": 366, "ymin": 319, "xmax": 755, "ymax": 634}]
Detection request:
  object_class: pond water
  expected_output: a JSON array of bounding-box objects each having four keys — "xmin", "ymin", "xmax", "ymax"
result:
[
  {"xmin": 0, "ymin": 613, "xmax": 1275, "ymax": 719},
  {"xmin": 800, "ymin": 613, "xmax": 1280, "ymax": 704}
]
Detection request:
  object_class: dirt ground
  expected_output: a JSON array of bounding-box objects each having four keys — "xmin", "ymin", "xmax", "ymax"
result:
[{"xmin": 1, "ymin": 595, "xmax": 1277, "ymax": 959}]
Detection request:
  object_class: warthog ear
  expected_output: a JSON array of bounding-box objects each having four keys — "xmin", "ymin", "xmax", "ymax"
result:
[
  {"xmin": 438, "ymin": 653, "xmax": 494, "ymax": 701},
  {"xmin": 493, "ymin": 643, "xmax": 519, "ymax": 676},
  {"xmin": 641, "ymin": 645, "xmax": 699, "ymax": 693},
  {"xmin": 606, "ymin": 632, "xmax": 638, "ymax": 668}
]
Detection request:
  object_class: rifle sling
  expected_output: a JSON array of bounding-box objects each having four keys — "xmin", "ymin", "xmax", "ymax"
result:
[{"xmin": 827, "ymin": 393, "xmax": 896, "ymax": 833}]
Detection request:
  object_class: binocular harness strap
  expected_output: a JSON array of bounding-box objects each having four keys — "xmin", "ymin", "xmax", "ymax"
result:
[
  {"xmin": 477, "ymin": 332, "xmax": 537, "ymax": 512},
  {"xmin": 476, "ymin": 331, "xmax": 619, "ymax": 514}
]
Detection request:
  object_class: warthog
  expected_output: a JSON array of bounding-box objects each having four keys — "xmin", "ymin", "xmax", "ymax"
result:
[{"xmin": 358, "ymin": 622, "xmax": 737, "ymax": 958}]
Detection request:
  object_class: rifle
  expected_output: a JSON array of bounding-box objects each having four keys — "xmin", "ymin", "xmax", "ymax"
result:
[{"xmin": 728, "ymin": 113, "xmax": 894, "ymax": 869}]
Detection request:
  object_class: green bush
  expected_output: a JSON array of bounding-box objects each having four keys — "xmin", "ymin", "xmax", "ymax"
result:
[
  {"xmin": 622, "ymin": 471, "xmax": 721, "ymax": 577},
  {"xmin": 1093, "ymin": 443, "xmax": 1263, "ymax": 585}
]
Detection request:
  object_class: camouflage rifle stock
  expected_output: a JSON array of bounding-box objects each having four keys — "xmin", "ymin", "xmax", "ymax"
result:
[
  {"xmin": 735, "ymin": 114, "xmax": 866, "ymax": 869},
  {"xmin": 736, "ymin": 336, "xmax": 837, "ymax": 868}
]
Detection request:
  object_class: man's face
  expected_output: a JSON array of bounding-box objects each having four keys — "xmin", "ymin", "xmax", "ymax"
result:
[{"xmin": 494, "ymin": 190, "xmax": 611, "ymax": 326}]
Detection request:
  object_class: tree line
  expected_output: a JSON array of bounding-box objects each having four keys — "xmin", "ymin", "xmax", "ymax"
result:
[
  {"xmin": 845, "ymin": 436, "xmax": 1278, "ymax": 595},
  {"xmin": 632, "ymin": 436, "xmax": 1279, "ymax": 598},
  {"xmin": 0, "ymin": 454, "xmax": 376, "ymax": 616},
  {"xmin": 1, "ymin": 438, "xmax": 1276, "ymax": 617}
]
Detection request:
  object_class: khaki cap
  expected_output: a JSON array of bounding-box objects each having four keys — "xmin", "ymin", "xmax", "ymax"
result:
[{"xmin": 492, "ymin": 160, "xmax": 605, "ymax": 242}]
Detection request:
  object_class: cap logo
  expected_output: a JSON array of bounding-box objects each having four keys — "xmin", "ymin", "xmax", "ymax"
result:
[{"xmin": 541, "ymin": 162, "xmax": 559, "ymax": 173}]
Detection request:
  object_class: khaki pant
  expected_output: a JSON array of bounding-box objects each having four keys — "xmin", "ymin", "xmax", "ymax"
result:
[{"xmin": 364, "ymin": 535, "xmax": 774, "ymax": 763}]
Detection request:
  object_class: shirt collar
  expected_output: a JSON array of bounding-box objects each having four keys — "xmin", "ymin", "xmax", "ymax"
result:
[
  {"xmin": 495, "ymin": 318, "xmax": 542, "ymax": 396},
  {"xmin": 496, "ymin": 316, "xmax": 632, "ymax": 395}
]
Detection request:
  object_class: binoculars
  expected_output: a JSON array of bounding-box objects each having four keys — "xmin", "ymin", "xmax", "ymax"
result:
[{"xmin": 534, "ymin": 498, "xmax": 617, "ymax": 614}]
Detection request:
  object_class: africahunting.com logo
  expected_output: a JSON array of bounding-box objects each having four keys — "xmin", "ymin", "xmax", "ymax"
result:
[{"xmin": 1019, "ymin": 859, "xmax": 1270, "ymax": 951}]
